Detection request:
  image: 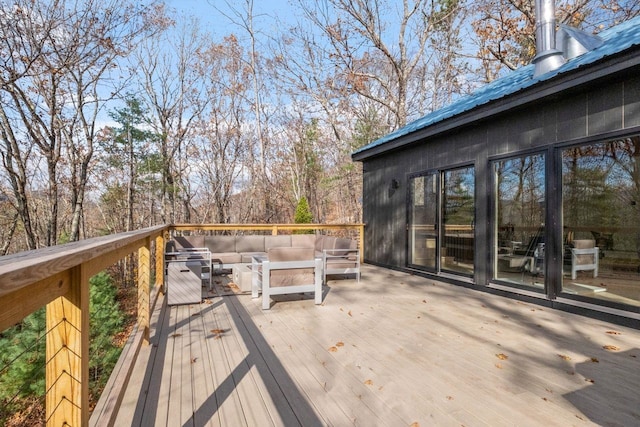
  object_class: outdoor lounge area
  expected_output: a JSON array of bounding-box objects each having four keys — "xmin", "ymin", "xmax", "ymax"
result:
[{"xmin": 106, "ymin": 264, "xmax": 640, "ymax": 426}]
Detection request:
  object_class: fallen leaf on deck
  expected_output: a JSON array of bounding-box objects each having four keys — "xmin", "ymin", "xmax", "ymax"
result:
[
  {"xmin": 364, "ymin": 379, "xmax": 373, "ymax": 386},
  {"xmin": 410, "ymin": 423, "xmax": 420, "ymax": 427},
  {"xmin": 170, "ymin": 333, "xmax": 182, "ymax": 338},
  {"xmin": 606, "ymin": 330, "xmax": 621, "ymax": 335},
  {"xmin": 585, "ymin": 378, "xmax": 595, "ymax": 383},
  {"xmin": 495, "ymin": 363, "xmax": 503, "ymax": 369},
  {"xmin": 328, "ymin": 346, "xmax": 338, "ymax": 352},
  {"xmin": 336, "ymin": 341, "xmax": 344, "ymax": 347},
  {"xmin": 192, "ymin": 312, "xmax": 201, "ymax": 316},
  {"xmin": 558, "ymin": 354, "xmax": 571, "ymax": 361},
  {"xmin": 496, "ymin": 353, "xmax": 508, "ymax": 360},
  {"xmin": 603, "ymin": 345, "xmax": 620, "ymax": 351},
  {"xmin": 590, "ymin": 357, "xmax": 599, "ymax": 363},
  {"xmin": 191, "ymin": 358, "xmax": 197, "ymax": 364},
  {"xmin": 348, "ymin": 310, "xmax": 352, "ymax": 317},
  {"xmin": 422, "ymin": 299, "xmax": 427, "ymax": 303},
  {"xmin": 446, "ymin": 396, "xmax": 454, "ymax": 400},
  {"xmin": 211, "ymin": 329, "xmax": 225, "ymax": 334}
]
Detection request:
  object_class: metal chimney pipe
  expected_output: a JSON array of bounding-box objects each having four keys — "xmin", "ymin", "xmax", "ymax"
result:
[{"xmin": 532, "ymin": 0, "xmax": 565, "ymax": 77}]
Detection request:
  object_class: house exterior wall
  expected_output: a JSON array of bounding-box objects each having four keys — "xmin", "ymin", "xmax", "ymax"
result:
[{"xmin": 361, "ymin": 69, "xmax": 640, "ymax": 322}]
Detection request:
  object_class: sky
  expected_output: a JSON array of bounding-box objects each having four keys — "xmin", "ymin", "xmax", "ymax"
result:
[{"xmin": 165, "ymin": 0, "xmax": 299, "ymax": 38}]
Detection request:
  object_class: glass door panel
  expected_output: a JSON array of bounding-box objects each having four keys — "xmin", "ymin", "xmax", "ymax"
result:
[
  {"xmin": 561, "ymin": 138, "xmax": 640, "ymax": 308},
  {"xmin": 494, "ymin": 154, "xmax": 545, "ymax": 290},
  {"xmin": 441, "ymin": 167, "xmax": 475, "ymax": 275},
  {"xmin": 409, "ymin": 174, "xmax": 438, "ymax": 270}
]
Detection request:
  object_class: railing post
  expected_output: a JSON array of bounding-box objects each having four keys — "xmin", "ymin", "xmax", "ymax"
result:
[
  {"xmin": 155, "ymin": 234, "xmax": 164, "ymax": 291},
  {"xmin": 46, "ymin": 264, "xmax": 90, "ymax": 426},
  {"xmin": 138, "ymin": 238, "xmax": 151, "ymax": 345},
  {"xmin": 358, "ymin": 224, "xmax": 365, "ymax": 263}
]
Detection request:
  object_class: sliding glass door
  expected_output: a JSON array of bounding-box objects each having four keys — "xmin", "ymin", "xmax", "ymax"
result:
[
  {"xmin": 409, "ymin": 173, "xmax": 438, "ymax": 270},
  {"xmin": 561, "ymin": 137, "xmax": 640, "ymax": 307},
  {"xmin": 409, "ymin": 166, "xmax": 475, "ymax": 276},
  {"xmin": 493, "ymin": 154, "xmax": 546, "ymax": 290},
  {"xmin": 441, "ymin": 167, "xmax": 475, "ymax": 276}
]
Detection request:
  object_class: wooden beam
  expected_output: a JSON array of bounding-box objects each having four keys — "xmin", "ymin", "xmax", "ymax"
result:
[
  {"xmin": 0, "ymin": 225, "xmax": 167, "ymax": 299},
  {"xmin": 46, "ymin": 263, "xmax": 90, "ymax": 426},
  {"xmin": 170, "ymin": 223, "xmax": 365, "ymax": 233},
  {"xmin": 0, "ymin": 271, "xmax": 70, "ymax": 332}
]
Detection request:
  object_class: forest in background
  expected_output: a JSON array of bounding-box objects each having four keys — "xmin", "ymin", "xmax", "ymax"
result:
[{"xmin": 0, "ymin": 0, "xmax": 638, "ymax": 256}]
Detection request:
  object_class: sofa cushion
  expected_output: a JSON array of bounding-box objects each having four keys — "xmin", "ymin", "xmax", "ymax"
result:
[
  {"xmin": 325, "ymin": 259, "xmax": 358, "ymax": 269},
  {"xmin": 173, "ymin": 235, "xmax": 205, "ymax": 249},
  {"xmin": 268, "ymin": 247, "xmax": 315, "ymax": 287},
  {"xmin": 320, "ymin": 236, "xmax": 337, "ymax": 251},
  {"xmin": 292, "ymin": 234, "xmax": 316, "ymax": 249},
  {"xmin": 572, "ymin": 239, "xmax": 596, "ymax": 265},
  {"xmin": 205, "ymin": 235, "xmax": 236, "ymax": 253},
  {"xmin": 333, "ymin": 237, "xmax": 357, "ymax": 255},
  {"xmin": 210, "ymin": 252, "xmax": 242, "ymax": 264},
  {"xmin": 265, "ymin": 235, "xmax": 292, "ymax": 251},
  {"xmin": 236, "ymin": 235, "xmax": 265, "ymax": 253},
  {"xmin": 241, "ymin": 252, "xmax": 267, "ymax": 263}
]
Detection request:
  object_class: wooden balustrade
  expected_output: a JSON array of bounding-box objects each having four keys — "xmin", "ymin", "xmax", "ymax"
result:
[
  {"xmin": 0, "ymin": 226, "xmax": 167, "ymax": 426},
  {"xmin": 0, "ymin": 223, "xmax": 364, "ymax": 426}
]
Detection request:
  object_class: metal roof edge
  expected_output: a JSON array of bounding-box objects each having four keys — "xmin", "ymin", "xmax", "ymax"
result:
[
  {"xmin": 352, "ymin": 47, "xmax": 640, "ymax": 162},
  {"xmin": 352, "ymin": 17, "xmax": 640, "ymax": 162}
]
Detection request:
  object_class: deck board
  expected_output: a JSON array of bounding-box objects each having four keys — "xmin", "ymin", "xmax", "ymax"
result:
[{"xmin": 113, "ymin": 265, "xmax": 640, "ymax": 427}]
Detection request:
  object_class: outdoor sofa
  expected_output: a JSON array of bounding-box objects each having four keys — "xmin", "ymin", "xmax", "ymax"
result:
[{"xmin": 165, "ymin": 233, "xmax": 360, "ymax": 283}]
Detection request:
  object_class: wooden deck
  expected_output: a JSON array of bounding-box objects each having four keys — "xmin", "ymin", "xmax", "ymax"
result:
[{"xmin": 114, "ymin": 265, "xmax": 640, "ymax": 426}]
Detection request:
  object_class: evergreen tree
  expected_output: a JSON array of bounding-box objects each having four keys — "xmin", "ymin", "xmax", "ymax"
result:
[
  {"xmin": 294, "ymin": 196, "xmax": 314, "ymax": 234},
  {"xmin": 0, "ymin": 272, "xmax": 124, "ymax": 422}
]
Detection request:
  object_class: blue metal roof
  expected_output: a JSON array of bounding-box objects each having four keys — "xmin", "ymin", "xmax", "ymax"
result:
[{"xmin": 353, "ymin": 16, "xmax": 640, "ymax": 157}]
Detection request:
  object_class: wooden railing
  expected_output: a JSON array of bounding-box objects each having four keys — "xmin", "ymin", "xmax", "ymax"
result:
[
  {"xmin": 0, "ymin": 223, "xmax": 364, "ymax": 426},
  {"xmin": 0, "ymin": 225, "xmax": 168, "ymax": 426}
]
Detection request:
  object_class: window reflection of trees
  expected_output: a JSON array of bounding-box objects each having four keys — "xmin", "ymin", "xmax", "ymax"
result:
[
  {"xmin": 562, "ymin": 136, "xmax": 640, "ymax": 260},
  {"xmin": 496, "ymin": 154, "xmax": 545, "ymax": 245}
]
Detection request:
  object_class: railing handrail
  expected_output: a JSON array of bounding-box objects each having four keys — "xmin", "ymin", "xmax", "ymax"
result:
[
  {"xmin": 170, "ymin": 222, "xmax": 364, "ymax": 232},
  {"xmin": 0, "ymin": 225, "xmax": 168, "ymax": 332}
]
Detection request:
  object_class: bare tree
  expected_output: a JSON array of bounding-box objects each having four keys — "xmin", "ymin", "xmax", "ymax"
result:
[
  {"xmin": 0, "ymin": 0, "xmax": 164, "ymax": 247},
  {"xmin": 213, "ymin": 0, "xmax": 279, "ymax": 222},
  {"xmin": 294, "ymin": 0, "xmax": 466, "ymax": 129},
  {"xmin": 471, "ymin": 0, "xmax": 640, "ymax": 82},
  {"xmin": 194, "ymin": 45, "xmax": 245, "ymax": 222},
  {"xmin": 134, "ymin": 16, "xmax": 210, "ymax": 224}
]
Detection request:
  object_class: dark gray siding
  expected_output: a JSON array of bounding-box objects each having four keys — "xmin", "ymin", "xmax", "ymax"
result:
[{"xmin": 361, "ymin": 70, "xmax": 640, "ymax": 284}]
